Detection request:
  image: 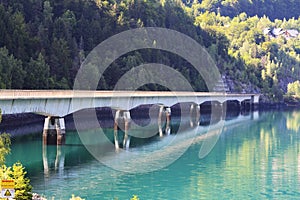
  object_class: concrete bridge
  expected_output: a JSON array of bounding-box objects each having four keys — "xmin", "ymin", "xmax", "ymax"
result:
[{"xmin": 0, "ymin": 90, "xmax": 260, "ymax": 146}]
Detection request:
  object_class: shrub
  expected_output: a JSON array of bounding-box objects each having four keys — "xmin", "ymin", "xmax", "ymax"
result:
[{"xmin": 0, "ymin": 109, "xmax": 32, "ymax": 199}]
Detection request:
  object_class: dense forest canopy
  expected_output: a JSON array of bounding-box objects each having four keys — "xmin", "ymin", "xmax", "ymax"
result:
[
  {"xmin": 0, "ymin": 0, "xmax": 299, "ymax": 102},
  {"xmin": 187, "ymin": 0, "xmax": 300, "ymax": 20},
  {"xmin": 0, "ymin": 0, "xmax": 206, "ymax": 91}
]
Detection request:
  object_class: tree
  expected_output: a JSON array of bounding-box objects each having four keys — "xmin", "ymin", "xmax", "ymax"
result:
[
  {"xmin": 0, "ymin": 0, "xmax": 299, "ymax": 101},
  {"xmin": 0, "ymin": 133, "xmax": 10, "ymax": 166},
  {"xmin": 287, "ymin": 81, "xmax": 300, "ymax": 97},
  {"xmin": 0, "ymin": 109, "xmax": 32, "ymax": 199},
  {"xmin": 24, "ymin": 53, "xmax": 50, "ymax": 89},
  {"xmin": 0, "ymin": 47, "xmax": 25, "ymax": 89},
  {"xmin": 49, "ymin": 38, "xmax": 72, "ymax": 88}
]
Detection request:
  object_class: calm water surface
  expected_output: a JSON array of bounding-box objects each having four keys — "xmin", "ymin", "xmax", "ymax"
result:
[{"xmin": 5, "ymin": 110, "xmax": 300, "ymax": 199}]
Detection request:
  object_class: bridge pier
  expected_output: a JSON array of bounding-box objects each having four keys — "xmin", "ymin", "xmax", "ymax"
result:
[
  {"xmin": 43, "ymin": 116, "xmax": 65, "ymax": 145},
  {"xmin": 158, "ymin": 106, "xmax": 171, "ymax": 137},
  {"xmin": 165, "ymin": 107, "xmax": 171, "ymax": 135},
  {"xmin": 123, "ymin": 111, "xmax": 131, "ymax": 150},
  {"xmin": 114, "ymin": 110, "xmax": 131, "ymax": 150},
  {"xmin": 190, "ymin": 103, "xmax": 200, "ymax": 127},
  {"xmin": 250, "ymin": 95, "xmax": 259, "ymax": 110},
  {"xmin": 114, "ymin": 110, "xmax": 120, "ymax": 150},
  {"xmin": 158, "ymin": 106, "xmax": 164, "ymax": 137}
]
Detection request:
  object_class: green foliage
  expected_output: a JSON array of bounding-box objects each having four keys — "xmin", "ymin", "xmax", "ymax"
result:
[
  {"xmin": 0, "ymin": 0, "xmax": 207, "ymax": 91},
  {"xmin": 0, "ymin": 47, "xmax": 24, "ymax": 89},
  {"xmin": 287, "ymin": 81, "xmax": 300, "ymax": 98},
  {"xmin": 0, "ymin": 163, "xmax": 32, "ymax": 200},
  {"xmin": 24, "ymin": 53, "xmax": 50, "ymax": 89},
  {"xmin": 192, "ymin": 0, "xmax": 300, "ymax": 20},
  {"xmin": 0, "ymin": 0, "xmax": 299, "ymax": 101},
  {"xmin": 0, "ymin": 111, "xmax": 32, "ymax": 199},
  {"xmin": 193, "ymin": 7, "xmax": 300, "ymax": 101},
  {"xmin": 0, "ymin": 133, "xmax": 10, "ymax": 165},
  {"xmin": 11, "ymin": 163, "xmax": 32, "ymax": 199},
  {"xmin": 0, "ymin": 110, "xmax": 10, "ymax": 165}
]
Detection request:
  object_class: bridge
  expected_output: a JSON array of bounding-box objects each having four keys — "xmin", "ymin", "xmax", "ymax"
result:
[{"xmin": 0, "ymin": 90, "xmax": 260, "ymax": 146}]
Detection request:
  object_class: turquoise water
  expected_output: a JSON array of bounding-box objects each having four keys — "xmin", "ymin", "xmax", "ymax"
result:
[{"xmin": 6, "ymin": 110, "xmax": 300, "ymax": 199}]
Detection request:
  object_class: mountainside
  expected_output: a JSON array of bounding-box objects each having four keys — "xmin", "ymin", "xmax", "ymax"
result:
[
  {"xmin": 0, "ymin": 0, "xmax": 206, "ymax": 91},
  {"xmin": 184, "ymin": 0, "xmax": 300, "ymax": 101},
  {"xmin": 0, "ymin": 0, "xmax": 299, "ymax": 102},
  {"xmin": 189, "ymin": 0, "xmax": 300, "ymax": 20}
]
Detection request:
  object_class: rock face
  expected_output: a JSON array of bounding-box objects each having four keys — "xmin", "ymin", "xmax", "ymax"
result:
[
  {"xmin": 222, "ymin": 74, "xmax": 296, "ymax": 104},
  {"xmin": 220, "ymin": 75, "xmax": 261, "ymax": 94},
  {"xmin": 212, "ymin": 75, "xmax": 230, "ymax": 92}
]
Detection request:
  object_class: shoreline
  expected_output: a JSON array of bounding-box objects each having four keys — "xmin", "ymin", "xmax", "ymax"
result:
[{"xmin": 258, "ymin": 101, "xmax": 300, "ymax": 111}]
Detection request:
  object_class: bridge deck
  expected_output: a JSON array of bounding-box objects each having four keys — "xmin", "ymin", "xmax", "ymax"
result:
[
  {"xmin": 0, "ymin": 90, "xmax": 258, "ymax": 99},
  {"xmin": 0, "ymin": 90, "xmax": 260, "ymax": 116}
]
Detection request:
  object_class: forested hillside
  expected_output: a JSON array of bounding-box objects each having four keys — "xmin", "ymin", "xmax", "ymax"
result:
[
  {"xmin": 0, "ymin": 0, "xmax": 299, "ymax": 102},
  {"xmin": 0, "ymin": 0, "xmax": 206, "ymax": 91},
  {"xmin": 188, "ymin": 0, "xmax": 300, "ymax": 20},
  {"xmin": 183, "ymin": 0, "xmax": 300, "ymax": 101}
]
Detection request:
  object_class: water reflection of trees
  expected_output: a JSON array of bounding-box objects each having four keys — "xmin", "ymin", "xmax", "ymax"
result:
[
  {"xmin": 188, "ymin": 111, "xmax": 300, "ymax": 199},
  {"xmin": 286, "ymin": 111, "xmax": 300, "ymax": 132},
  {"xmin": 248, "ymin": 112, "xmax": 298, "ymax": 195}
]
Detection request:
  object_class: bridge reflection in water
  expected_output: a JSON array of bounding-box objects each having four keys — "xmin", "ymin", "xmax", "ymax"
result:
[{"xmin": 41, "ymin": 102, "xmax": 259, "ymax": 176}]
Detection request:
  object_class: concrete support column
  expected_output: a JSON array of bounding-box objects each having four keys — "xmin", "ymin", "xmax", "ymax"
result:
[
  {"xmin": 158, "ymin": 106, "xmax": 164, "ymax": 137},
  {"xmin": 114, "ymin": 110, "xmax": 131, "ymax": 150},
  {"xmin": 114, "ymin": 110, "xmax": 120, "ymax": 150},
  {"xmin": 250, "ymin": 95, "xmax": 259, "ymax": 111},
  {"xmin": 190, "ymin": 104, "xmax": 200, "ymax": 127},
  {"xmin": 158, "ymin": 106, "xmax": 171, "ymax": 137},
  {"xmin": 123, "ymin": 111, "xmax": 131, "ymax": 150},
  {"xmin": 57, "ymin": 118, "xmax": 66, "ymax": 145},
  {"xmin": 43, "ymin": 117, "xmax": 52, "ymax": 145},
  {"xmin": 43, "ymin": 116, "xmax": 65, "ymax": 145},
  {"xmin": 165, "ymin": 107, "xmax": 171, "ymax": 135}
]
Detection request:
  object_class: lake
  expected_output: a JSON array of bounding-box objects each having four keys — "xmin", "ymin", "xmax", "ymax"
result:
[{"xmin": 3, "ymin": 109, "xmax": 300, "ymax": 199}]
